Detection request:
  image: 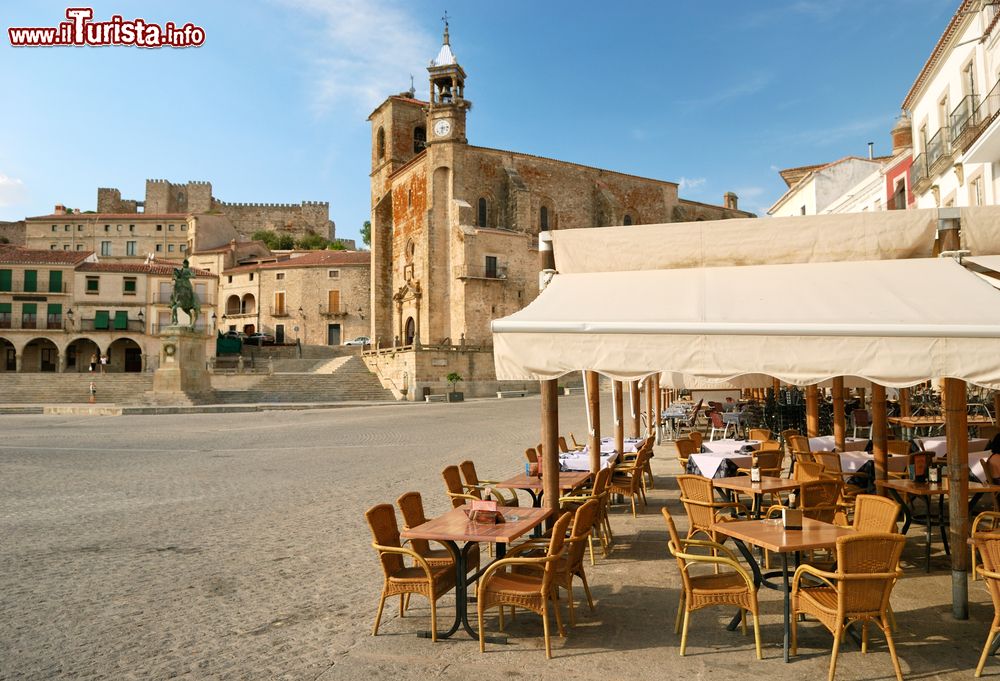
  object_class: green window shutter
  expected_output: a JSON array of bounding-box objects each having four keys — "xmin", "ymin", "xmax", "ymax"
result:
[
  {"xmin": 0, "ymin": 270, "xmax": 11, "ymax": 292},
  {"xmin": 113, "ymin": 310, "xmax": 128, "ymax": 330},
  {"xmin": 47, "ymin": 303, "xmax": 62, "ymax": 316},
  {"xmin": 0, "ymin": 303, "xmax": 11, "ymax": 313},
  {"xmin": 23, "ymin": 270, "xmax": 36, "ymax": 292},
  {"xmin": 48, "ymin": 270, "xmax": 62, "ymax": 293},
  {"xmin": 94, "ymin": 310, "xmax": 110, "ymax": 329},
  {"xmin": 21, "ymin": 303, "xmax": 36, "ymax": 314}
]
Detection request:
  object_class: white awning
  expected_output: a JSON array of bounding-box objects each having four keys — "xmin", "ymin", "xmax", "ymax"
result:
[{"xmin": 492, "ymin": 257, "xmax": 1000, "ymax": 388}]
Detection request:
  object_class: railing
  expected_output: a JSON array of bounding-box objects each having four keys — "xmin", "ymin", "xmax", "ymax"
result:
[
  {"xmin": 270, "ymin": 306, "xmax": 289, "ymax": 317},
  {"xmin": 953, "ymin": 81, "xmax": 1000, "ymax": 153},
  {"xmin": 0, "ymin": 281, "xmax": 69, "ymax": 294},
  {"xmin": 319, "ymin": 303, "xmax": 348, "ymax": 316},
  {"xmin": 223, "ymin": 308, "xmax": 256, "ymax": 317},
  {"xmin": 79, "ymin": 319, "xmax": 147, "ymax": 332},
  {"xmin": 925, "ymin": 125, "xmax": 952, "ymax": 173},
  {"xmin": 950, "ymin": 94, "xmax": 979, "ymax": 145},
  {"xmin": 456, "ymin": 264, "xmax": 509, "ymax": 280},
  {"xmin": 911, "ymin": 153, "xmax": 929, "ymax": 186}
]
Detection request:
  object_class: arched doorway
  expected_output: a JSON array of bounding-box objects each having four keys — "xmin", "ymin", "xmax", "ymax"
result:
[
  {"xmin": 0, "ymin": 337, "xmax": 14, "ymax": 372},
  {"xmin": 241, "ymin": 293, "xmax": 256, "ymax": 314},
  {"xmin": 404, "ymin": 317, "xmax": 415, "ymax": 346},
  {"xmin": 108, "ymin": 338, "xmax": 143, "ymax": 372},
  {"xmin": 66, "ymin": 337, "xmax": 101, "ymax": 373},
  {"xmin": 22, "ymin": 338, "xmax": 59, "ymax": 372}
]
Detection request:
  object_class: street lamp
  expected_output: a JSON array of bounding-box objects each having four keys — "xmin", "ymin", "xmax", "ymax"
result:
[{"xmin": 65, "ymin": 308, "xmax": 74, "ymax": 331}]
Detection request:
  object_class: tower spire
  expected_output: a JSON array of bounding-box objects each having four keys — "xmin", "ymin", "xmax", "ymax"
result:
[{"xmin": 442, "ymin": 10, "xmax": 450, "ymax": 45}]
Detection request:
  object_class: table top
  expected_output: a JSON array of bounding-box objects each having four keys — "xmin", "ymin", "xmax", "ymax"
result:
[
  {"xmin": 701, "ymin": 439, "xmax": 760, "ymax": 456},
  {"xmin": 711, "ymin": 518, "xmax": 855, "ymax": 553},
  {"xmin": 712, "ymin": 475, "xmax": 801, "ymax": 494},
  {"xmin": 888, "ymin": 415, "xmax": 994, "ymax": 427},
  {"xmin": 495, "ymin": 471, "xmax": 592, "ymax": 492},
  {"xmin": 876, "ymin": 478, "xmax": 1000, "ymax": 496},
  {"xmin": 400, "ymin": 505, "xmax": 553, "ymax": 544}
]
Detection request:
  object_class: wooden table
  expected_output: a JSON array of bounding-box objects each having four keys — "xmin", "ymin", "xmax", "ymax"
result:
[
  {"xmin": 876, "ymin": 478, "xmax": 1000, "ymax": 572},
  {"xmin": 712, "ymin": 518, "xmax": 855, "ymax": 662},
  {"xmin": 400, "ymin": 505, "xmax": 552, "ymax": 641},
  {"xmin": 495, "ymin": 471, "xmax": 591, "ymax": 507},
  {"xmin": 712, "ymin": 476, "xmax": 800, "ymax": 518}
]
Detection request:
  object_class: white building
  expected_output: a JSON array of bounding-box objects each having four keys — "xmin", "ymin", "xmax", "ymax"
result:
[
  {"xmin": 769, "ymin": 156, "xmax": 886, "ymax": 216},
  {"xmin": 905, "ymin": 0, "xmax": 1000, "ymax": 209}
]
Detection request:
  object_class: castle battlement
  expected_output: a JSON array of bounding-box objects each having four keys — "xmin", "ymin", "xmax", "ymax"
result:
[{"xmin": 215, "ymin": 200, "xmax": 328, "ymax": 209}]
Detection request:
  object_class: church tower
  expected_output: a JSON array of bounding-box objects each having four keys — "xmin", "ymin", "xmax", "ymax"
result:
[{"xmin": 426, "ymin": 18, "xmax": 469, "ymax": 145}]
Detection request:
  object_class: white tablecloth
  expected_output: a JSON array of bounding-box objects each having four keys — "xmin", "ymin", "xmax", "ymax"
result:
[
  {"xmin": 689, "ymin": 453, "xmax": 753, "ymax": 478},
  {"xmin": 596, "ymin": 436, "xmax": 641, "ymax": 454},
  {"xmin": 970, "ymin": 451, "xmax": 993, "ymax": 483},
  {"xmin": 916, "ymin": 436, "xmax": 989, "ymax": 457},
  {"xmin": 838, "ymin": 452, "xmax": 908, "ymax": 473},
  {"xmin": 701, "ymin": 439, "xmax": 760, "ymax": 456},
  {"xmin": 560, "ymin": 451, "xmax": 617, "ymax": 471},
  {"xmin": 809, "ymin": 436, "xmax": 869, "ymax": 452}
]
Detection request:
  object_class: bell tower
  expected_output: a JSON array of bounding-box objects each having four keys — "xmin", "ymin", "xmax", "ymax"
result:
[{"xmin": 427, "ymin": 15, "xmax": 469, "ymax": 145}]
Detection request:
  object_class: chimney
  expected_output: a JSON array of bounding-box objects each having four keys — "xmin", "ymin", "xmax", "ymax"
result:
[
  {"xmin": 867, "ymin": 142, "xmax": 874, "ymax": 159},
  {"xmin": 54, "ymin": 204, "xmax": 66, "ymax": 215},
  {"xmin": 723, "ymin": 192, "xmax": 738, "ymax": 210}
]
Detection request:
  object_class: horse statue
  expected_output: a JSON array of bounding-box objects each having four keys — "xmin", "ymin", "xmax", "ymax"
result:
[{"xmin": 170, "ymin": 259, "xmax": 201, "ymax": 329}]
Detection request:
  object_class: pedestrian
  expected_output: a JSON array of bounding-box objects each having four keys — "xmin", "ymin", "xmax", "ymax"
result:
[
  {"xmin": 88, "ymin": 382, "xmax": 96, "ymax": 404},
  {"xmin": 89, "ymin": 353, "xmax": 96, "ymax": 372},
  {"xmin": 100, "ymin": 354, "xmax": 107, "ymax": 374}
]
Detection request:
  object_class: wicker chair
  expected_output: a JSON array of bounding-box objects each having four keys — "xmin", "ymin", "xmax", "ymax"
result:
[
  {"xmin": 689, "ymin": 431, "xmax": 704, "ymax": 451},
  {"xmin": 442, "ymin": 465, "xmax": 479, "ymax": 508},
  {"xmin": 676, "ymin": 399, "xmax": 705, "ymax": 437},
  {"xmin": 559, "ymin": 466, "xmax": 614, "ymax": 562},
  {"xmin": 623, "ymin": 436, "xmax": 655, "ymax": 491},
  {"xmin": 608, "ymin": 447, "xmax": 651, "ymax": 517},
  {"xmin": 366, "ymin": 503, "xmax": 456, "ymax": 641},
  {"xmin": 558, "ymin": 436, "xmax": 571, "ymax": 454},
  {"xmin": 851, "ymin": 409, "xmax": 873, "ymax": 438},
  {"xmin": 749, "ymin": 428, "xmax": 773, "ymax": 442},
  {"xmin": 476, "ymin": 511, "xmax": 572, "ymax": 659},
  {"xmin": 768, "ymin": 479, "xmax": 844, "ymax": 524},
  {"xmin": 460, "ymin": 460, "xmax": 519, "ymax": 507},
  {"xmin": 974, "ymin": 532, "xmax": 1000, "ymax": 676},
  {"xmin": 525, "ymin": 447, "xmax": 538, "ymax": 465},
  {"xmin": 812, "ymin": 451, "xmax": 866, "ymax": 499},
  {"xmin": 788, "ymin": 434, "xmax": 811, "ymax": 455},
  {"xmin": 675, "ymin": 437, "xmax": 698, "ymax": 470},
  {"xmin": 794, "ymin": 461, "xmax": 827, "ymax": 482},
  {"xmin": 850, "ymin": 494, "xmax": 900, "ymax": 533},
  {"xmin": 569, "ymin": 433, "xmax": 586, "ymax": 450},
  {"xmin": 662, "ymin": 507, "xmax": 762, "ymax": 659},
  {"xmin": 677, "ymin": 474, "xmax": 745, "ymax": 541},
  {"xmin": 791, "ymin": 533, "xmax": 905, "ymax": 681},
  {"xmin": 886, "ymin": 440, "xmax": 911, "ymax": 456},
  {"xmin": 508, "ymin": 499, "xmax": 601, "ymax": 627},
  {"xmin": 971, "ymin": 512, "xmax": 1000, "ymax": 581}
]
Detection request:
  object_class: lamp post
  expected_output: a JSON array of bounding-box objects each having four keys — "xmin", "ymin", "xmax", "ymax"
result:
[
  {"xmin": 137, "ymin": 309, "xmax": 145, "ymax": 333},
  {"xmin": 65, "ymin": 308, "xmax": 74, "ymax": 331}
]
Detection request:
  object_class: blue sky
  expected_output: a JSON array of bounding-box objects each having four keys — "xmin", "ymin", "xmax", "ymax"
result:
[{"xmin": 0, "ymin": 0, "xmax": 955, "ymax": 244}]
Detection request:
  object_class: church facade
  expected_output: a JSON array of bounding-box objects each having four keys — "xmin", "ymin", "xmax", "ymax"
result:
[{"xmin": 365, "ymin": 26, "xmax": 753, "ymax": 398}]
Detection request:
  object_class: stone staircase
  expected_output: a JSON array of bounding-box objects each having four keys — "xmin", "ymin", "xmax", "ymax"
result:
[
  {"xmin": 0, "ymin": 373, "xmax": 154, "ymax": 404},
  {"xmin": 212, "ymin": 356, "xmax": 394, "ymax": 403}
]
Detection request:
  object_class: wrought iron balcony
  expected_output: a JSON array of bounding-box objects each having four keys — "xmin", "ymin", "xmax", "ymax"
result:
[
  {"xmin": 456, "ymin": 264, "xmax": 509, "ymax": 280},
  {"xmin": 952, "ymin": 81, "xmax": 1000, "ymax": 155},
  {"xmin": 319, "ymin": 303, "xmax": 348, "ymax": 317}
]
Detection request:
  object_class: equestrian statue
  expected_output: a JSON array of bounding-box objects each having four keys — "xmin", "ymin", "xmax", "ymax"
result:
[{"xmin": 170, "ymin": 259, "xmax": 201, "ymax": 329}]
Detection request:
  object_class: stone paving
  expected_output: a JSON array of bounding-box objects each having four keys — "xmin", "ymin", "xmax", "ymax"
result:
[{"xmin": 0, "ymin": 396, "xmax": 997, "ymax": 680}]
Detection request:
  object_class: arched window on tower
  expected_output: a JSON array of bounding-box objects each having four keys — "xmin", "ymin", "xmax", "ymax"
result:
[
  {"xmin": 623, "ymin": 214, "xmax": 633, "ymax": 226},
  {"xmin": 477, "ymin": 198, "xmax": 488, "ymax": 227},
  {"xmin": 376, "ymin": 127, "xmax": 386, "ymax": 161},
  {"xmin": 540, "ymin": 206, "xmax": 549, "ymax": 231},
  {"xmin": 413, "ymin": 126, "xmax": 426, "ymax": 153}
]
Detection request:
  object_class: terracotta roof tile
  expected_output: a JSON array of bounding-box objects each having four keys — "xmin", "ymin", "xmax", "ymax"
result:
[
  {"xmin": 0, "ymin": 248, "xmax": 94, "ymax": 265},
  {"xmin": 25, "ymin": 213, "xmax": 188, "ymax": 220},
  {"xmin": 77, "ymin": 261, "xmax": 217, "ymax": 277},
  {"xmin": 257, "ymin": 250, "xmax": 369, "ymax": 269}
]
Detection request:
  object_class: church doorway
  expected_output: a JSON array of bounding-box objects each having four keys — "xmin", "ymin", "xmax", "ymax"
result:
[{"xmin": 404, "ymin": 317, "xmax": 415, "ymax": 346}]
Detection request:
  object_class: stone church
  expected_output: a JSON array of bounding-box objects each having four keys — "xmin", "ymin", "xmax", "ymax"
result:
[{"xmin": 366, "ymin": 24, "xmax": 753, "ymax": 398}]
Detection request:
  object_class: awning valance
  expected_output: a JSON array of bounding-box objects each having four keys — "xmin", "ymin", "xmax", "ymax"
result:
[{"xmin": 492, "ymin": 257, "xmax": 1000, "ymax": 388}]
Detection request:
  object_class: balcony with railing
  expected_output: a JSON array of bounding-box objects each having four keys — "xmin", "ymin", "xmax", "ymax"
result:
[
  {"xmin": 79, "ymin": 318, "xmax": 146, "ymax": 332},
  {"xmin": 955, "ymin": 80, "xmax": 1000, "ymax": 164},
  {"xmin": 319, "ymin": 303, "xmax": 348, "ymax": 317},
  {"xmin": 270, "ymin": 306, "xmax": 290, "ymax": 317},
  {"xmin": 0, "ymin": 280, "xmax": 69, "ymax": 294},
  {"xmin": 911, "ymin": 125, "xmax": 954, "ymax": 194},
  {"xmin": 456, "ymin": 264, "xmax": 509, "ymax": 281}
]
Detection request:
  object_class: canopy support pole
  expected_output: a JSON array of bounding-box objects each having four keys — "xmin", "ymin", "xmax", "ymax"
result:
[
  {"xmin": 541, "ymin": 379, "xmax": 560, "ymax": 525},
  {"xmin": 806, "ymin": 384, "xmax": 820, "ymax": 437},
  {"xmin": 613, "ymin": 381, "xmax": 624, "ymax": 456},
  {"xmin": 654, "ymin": 375, "xmax": 663, "ymax": 445},
  {"xmin": 872, "ymin": 383, "xmax": 888, "ymax": 482},
  {"xmin": 629, "ymin": 381, "xmax": 641, "ymax": 438},
  {"xmin": 832, "ymin": 377, "xmax": 846, "ymax": 451},
  {"xmin": 586, "ymin": 370, "xmax": 601, "ymax": 474},
  {"xmin": 646, "ymin": 377, "xmax": 655, "ymax": 439},
  {"xmin": 993, "ymin": 392, "xmax": 1000, "ymax": 427},
  {"xmin": 946, "ymin": 377, "xmax": 970, "ymax": 619}
]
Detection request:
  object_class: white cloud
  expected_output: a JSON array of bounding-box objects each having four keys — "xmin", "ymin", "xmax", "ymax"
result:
[
  {"xmin": 678, "ymin": 176, "xmax": 706, "ymax": 192},
  {"xmin": 0, "ymin": 174, "xmax": 26, "ymax": 208},
  {"xmin": 679, "ymin": 72, "xmax": 771, "ymax": 110},
  {"xmin": 278, "ymin": 0, "xmax": 436, "ymax": 115}
]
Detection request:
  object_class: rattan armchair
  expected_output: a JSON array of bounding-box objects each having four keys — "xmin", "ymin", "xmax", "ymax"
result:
[
  {"xmin": 791, "ymin": 533, "xmax": 905, "ymax": 681},
  {"xmin": 850, "ymin": 494, "xmax": 900, "ymax": 532},
  {"xmin": 460, "ymin": 460, "xmax": 519, "ymax": 507},
  {"xmin": 662, "ymin": 507, "xmax": 762, "ymax": 659},
  {"xmin": 442, "ymin": 465, "xmax": 481, "ymax": 508},
  {"xmin": 677, "ymin": 474, "xmax": 745, "ymax": 541},
  {"xmin": 476, "ymin": 511, "xmax": 573, "ymax": 659},
  {"xmin": 569, "ymin": 433, "xmax": 586, "ymax": 450},
  {"xmin": 525, "ymin": 447, "xmax": 538, "ymax": 465},
  {"xmin": 794, "ymin": 461, "xmax": 827, "ymax": 482},
  {"xmin": 971, "ymin": 512, "xmax": 1000, "ymax": 581},
  {"xmin": 749, "ymin": 428, "xmax": 773, "ymax": 442},
  {"xmin": 559, "ymin": 466, "xmax": 614, "ymax": 562},
  {"xmin": 366, "ymin": 503, "xmax": 456, "ymax": 641},
  {"xmin": 974, "ymin": 532, "xmax": 1000, "ymax": 676},
  {"xmin": 623, "ymin": 436, "xmax": 655, "ymax": 491},
  {"xmin": 675, "ymin": 437, "xmax": 698, "ymax": 470},
  {"xmin": 608, "ymin": 447, "xmax": 651, "ymax": 517},
  {"xmin": 689, "ymin": 430, "xmax": 704, "ymax": 451},
  {"xmin": 396, "ymin": 491, "xmax": 476, "ymax": 572}
]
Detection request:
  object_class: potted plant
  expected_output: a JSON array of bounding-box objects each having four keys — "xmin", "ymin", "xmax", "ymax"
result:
[{"xmin": 446, "ymin": 372, "xmax": 464, "ymax": 402}]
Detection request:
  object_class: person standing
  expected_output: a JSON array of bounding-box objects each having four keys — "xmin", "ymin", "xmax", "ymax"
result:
[
  {"xmin": 89, "ymin": 353, "xmax": 96, "ymax": 372},
  {"xmin": 100, "ymin": 354, "xmax": 108, "ymax": 374}
]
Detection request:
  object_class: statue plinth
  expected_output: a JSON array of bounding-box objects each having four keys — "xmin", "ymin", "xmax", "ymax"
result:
[{"xmin": 152, "ymin": 326, "xmax": 211, "ymax": 398}]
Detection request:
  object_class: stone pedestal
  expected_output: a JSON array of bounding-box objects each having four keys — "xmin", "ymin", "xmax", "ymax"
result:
[{"xmin": 152, "ymin": 327, "xmax": 211, "ymax": 401}]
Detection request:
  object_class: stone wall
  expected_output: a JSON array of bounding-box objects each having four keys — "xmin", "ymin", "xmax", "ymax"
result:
[
  {"xmin": 0, "ymin": 221, "xmax": 25, "ymax": 246},
  {"xmin": 212, "ymin": 200, "xmax": 334, "ymax": 240}
]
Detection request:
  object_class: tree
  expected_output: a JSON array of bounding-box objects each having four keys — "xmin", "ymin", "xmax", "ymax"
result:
[
  {"xmin": 295, "ymin": 232, "xmax": 330, "ymax": 250},
  {"xmin": 360, "ymin": 220, "xmax": 371, "ymax": 248}
]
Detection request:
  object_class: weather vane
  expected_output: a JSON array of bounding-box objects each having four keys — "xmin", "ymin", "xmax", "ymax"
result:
[{"xmin": 442, "ymin": 10, "xmax": 449, "ymax": 29}]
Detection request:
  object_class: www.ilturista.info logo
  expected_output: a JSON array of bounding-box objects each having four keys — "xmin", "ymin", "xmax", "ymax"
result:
[{"xmin": 8, "ymin": 8, "xmax": 205, "ymax": 48}]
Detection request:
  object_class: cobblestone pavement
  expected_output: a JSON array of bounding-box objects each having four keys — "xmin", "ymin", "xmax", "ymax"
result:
[{"xmin": 1, "ymin": 397, "xmax": 996, "ymax": 680}]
